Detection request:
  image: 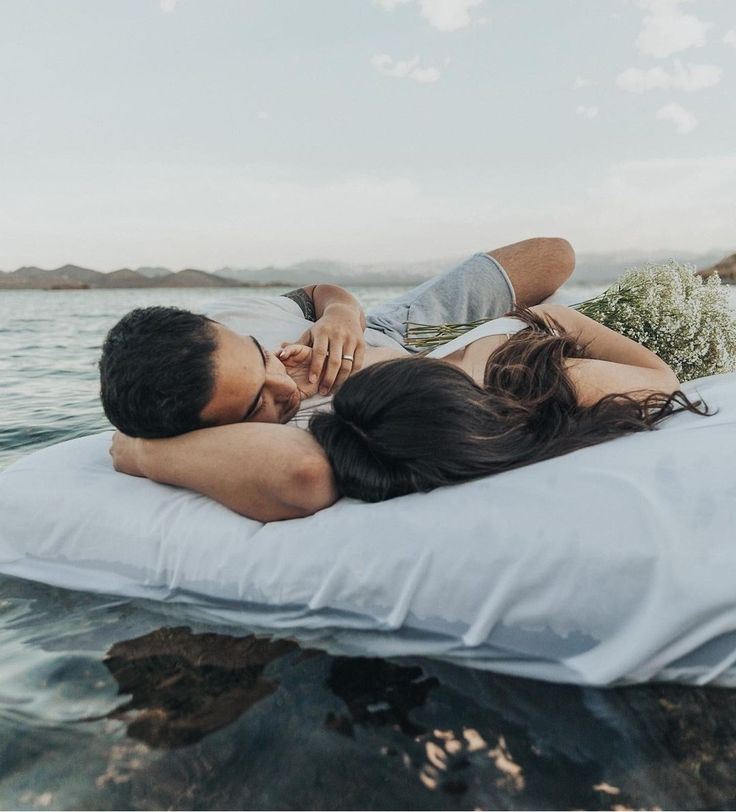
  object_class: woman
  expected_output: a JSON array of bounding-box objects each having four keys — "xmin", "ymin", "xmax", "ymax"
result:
[{"xmin": 305, "ymin": 303, "xmax": 713, "ymax": 502}]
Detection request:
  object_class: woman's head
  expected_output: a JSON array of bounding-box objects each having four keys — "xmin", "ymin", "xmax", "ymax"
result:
[
  {"xmin": 311, "ymin": 358, "xmax": 518, "ymax": 502},
  {"xmin": 310, "ymin": 307, "xmax": 711, "ymax": 502}
]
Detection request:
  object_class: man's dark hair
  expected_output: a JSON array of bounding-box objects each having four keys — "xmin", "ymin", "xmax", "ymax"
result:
[{"xmin": 99, "ymin": 306, "xmax": 218, "ymax": 438}]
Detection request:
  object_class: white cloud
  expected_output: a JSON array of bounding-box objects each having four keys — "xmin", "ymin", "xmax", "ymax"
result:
[
  {"xmin": 160, "ymin": 0, "xmax": 177, "ymax": 11},
  {"xmin": 616, "ymin": 61, "xmax": 721, "ymax": 92},
  {"xmin": 410, "ymin": 66, "xmax": 441, "ymax": 83},
  {"xmin": 636, "ymin": 0, "xmax": 712, "ymax": 58},
  {"xmin": 372, "ymin": 0, "xmax": 412, "ymax": 9},
  {"xmin": 257, "ymin": 111, "xmax": 269, "ymax": 121},
  {"xmin": 661, "ymin": 61, "xmax": 720, "ymax": 90},
  {"xmin": 373, "ymin": 0, "xmax": 483, "ymax": 31},
  {"xmin": 419, "ymin": 0, "xmax": 482, "ymax": 31},
  {"xmin": 371, "ymin": 54, "xmax": 419, "ymax": 77},
  {"xmin": 656, "ymin": 102, "xmax": 698, "ymax": 133},
  {"xmin": 616, "ymin": 66, "xmax": 670, "ymax": 91},
  {"xmin": 725, "ymin": 30, "xmax": 736, "ymax": 48},
  {"xmin": 576, "ymin": 106, "xmax": 599, "ymax": 119},
  {"xmin": 573, "ymin": 76, "xmax": 596, "ymax": 89},
  {"xmin": 371, "ymin": 54, "xmax": 441, "ymax": 83}
]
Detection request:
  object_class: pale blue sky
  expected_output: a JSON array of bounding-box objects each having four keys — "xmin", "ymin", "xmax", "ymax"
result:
[{"xmin": 1, "ymin": 0, "xmax": 734, "ymax": 269}]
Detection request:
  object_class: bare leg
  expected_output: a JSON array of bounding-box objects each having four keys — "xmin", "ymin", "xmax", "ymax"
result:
[{"xmin": 487, "ymin": 238, "xmax": 575, "ymax": 308}]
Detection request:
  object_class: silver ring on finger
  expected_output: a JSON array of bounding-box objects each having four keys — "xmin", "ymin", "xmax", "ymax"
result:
[{"xmin": 341, "ymin": 354, "xmax": 354, "ymax": 362}]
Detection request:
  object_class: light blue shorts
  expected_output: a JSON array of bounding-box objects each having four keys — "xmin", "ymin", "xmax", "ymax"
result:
[{"xmin": 365, "ymin": 252, "xmax": 516, "ymax": 351}]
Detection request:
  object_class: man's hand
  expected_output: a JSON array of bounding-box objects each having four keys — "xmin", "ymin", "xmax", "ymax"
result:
[
  {"xmin": 110, "ymin": 431, "xmax": 147, "ymax": 477},
  {"xmin": 297, "ymin": 303, "xmax": 365, "ymax": 395},
  {"xmin": 296, "ymin": 285, "xmax": 366, "ymax": 395}
]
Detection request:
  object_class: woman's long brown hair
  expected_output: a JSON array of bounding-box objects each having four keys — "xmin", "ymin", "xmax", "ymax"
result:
[{"xmin": 310, "ymin": 306, "xmax": 713, "ymax": 502}]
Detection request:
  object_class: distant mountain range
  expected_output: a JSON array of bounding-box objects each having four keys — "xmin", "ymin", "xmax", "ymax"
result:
[
  {"xmin": 0, "ymin": 264, "xmax": 242, "ymax": 290},
  {"xmin": 0, "ymin": 250, "xmax": 731, "ymax": 290},
  {"xmin": 575, "ymin": 249, "xmax": 729, "ymax": 283},
  {"xmin": 217, "ymin": 250, "xmax": 731, "ymax": 286}
]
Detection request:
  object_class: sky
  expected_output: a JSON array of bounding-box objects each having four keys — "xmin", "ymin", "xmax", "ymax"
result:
[{"xmin": 0, "ymin": 0, "xmax": 734, "ymax": 270}]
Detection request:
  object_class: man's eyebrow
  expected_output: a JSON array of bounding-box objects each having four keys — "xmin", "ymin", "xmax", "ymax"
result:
[{"xmin": 242, "ymin": 336, "xmax": 267, "ymax": 421}]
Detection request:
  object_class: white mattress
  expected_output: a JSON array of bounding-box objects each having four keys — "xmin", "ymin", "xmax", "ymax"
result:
[{"xmin": 2, "ymin": 372, "xmax": 736, "ymax": 686}]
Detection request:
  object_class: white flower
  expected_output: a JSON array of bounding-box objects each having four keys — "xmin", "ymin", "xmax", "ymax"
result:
[{"xmin": 576, "ymin": 260, "xmax": 736, "ymax": 380}]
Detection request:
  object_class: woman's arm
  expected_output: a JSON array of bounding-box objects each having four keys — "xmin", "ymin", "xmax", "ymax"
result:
[
  {"xmin": 561, "ymin": 358, "xmax": 679, "ymax": 407},
  {"xmin": 110, "ymin": 423, "xmax": 338, "ymax": 522},
  {"xmin": 529, "ymin": 303, "xmax": 680, "ymax": 405},
  {"xmin": 529, "ymin": 303, "xmax": 675, "ymax": 373}
]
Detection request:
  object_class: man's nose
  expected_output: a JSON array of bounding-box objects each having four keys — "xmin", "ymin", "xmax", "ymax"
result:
[{"xmin": 268, "ymin": 372, "xmax": 297, "ymax": 399}]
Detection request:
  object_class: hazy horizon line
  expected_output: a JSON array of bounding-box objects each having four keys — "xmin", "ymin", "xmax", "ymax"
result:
[{"xmin": 1, "ymin": 245, "xmax": 731, "ymax": 275}]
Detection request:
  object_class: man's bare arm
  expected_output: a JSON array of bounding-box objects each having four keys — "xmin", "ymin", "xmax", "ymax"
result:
[
  {"xmin": 110, "ymin": 424, "xmax": 338, "ymax": 522},
  {"xmin": 282, "ymin": 283, "xmax": 365, "ymax": 325},
  {"xmin": 488, "ymin": 237, "xmax": 576, "ymax": 307}
]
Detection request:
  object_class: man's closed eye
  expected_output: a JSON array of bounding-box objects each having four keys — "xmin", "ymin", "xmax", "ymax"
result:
[{"xmin": 244, "ymin": 397, "xmax": 265, "ymax": 421}]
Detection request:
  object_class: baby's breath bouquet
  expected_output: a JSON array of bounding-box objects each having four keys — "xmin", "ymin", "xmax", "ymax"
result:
[{"xmin": 574, "ymin": 260, "xmax": 736, "ymax": 381}]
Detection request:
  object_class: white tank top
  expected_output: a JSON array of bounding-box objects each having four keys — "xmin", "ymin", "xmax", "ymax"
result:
[{"xmin": 427, "ymin": 316, "xmax": 529, "ymax": 359}]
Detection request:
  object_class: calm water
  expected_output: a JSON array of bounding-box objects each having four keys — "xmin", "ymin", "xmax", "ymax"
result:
[{"xmin": 3, "ymin": 285, "xmax": 736, "ymax": 810}]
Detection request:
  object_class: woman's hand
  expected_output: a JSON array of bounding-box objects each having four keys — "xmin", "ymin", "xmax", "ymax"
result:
[
  {"xmin": 278, "ymin": 343, "xmax": 321, "ymax": 399},
  {"xmin": 109, "ymin": 431, "xmax": 147, "ymax": 477}
]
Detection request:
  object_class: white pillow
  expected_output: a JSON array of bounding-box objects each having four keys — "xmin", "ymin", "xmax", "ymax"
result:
[{"xmin": 2, "ymin": 373, "xmax": 736, "ymax": 686}]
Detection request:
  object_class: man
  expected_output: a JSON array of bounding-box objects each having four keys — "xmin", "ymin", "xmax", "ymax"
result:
[
  {"xmin": 104, "ymin": 237, "xmax": 575, "ymax": 521},
  {"xmin": 100, "ymin": 282, "xmax": 372, "ymax": 437}
]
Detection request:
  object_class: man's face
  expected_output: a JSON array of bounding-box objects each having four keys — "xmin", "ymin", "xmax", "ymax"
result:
[{"xmin": 199, "ymin": 323, "xmax": 301, "ymax": 426}]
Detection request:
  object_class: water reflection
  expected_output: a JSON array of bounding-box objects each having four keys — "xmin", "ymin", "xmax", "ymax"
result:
[
  {"xmin": 102, "ymin": 627, "xmax": 301, "ymax": 748},
  {"xmin": 64, "ymin": 619, "xmax": 736, "ymax": 810},
  {"xmin": 325, "ymin": 657, "xmax": 439, "ymax": 739}
]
